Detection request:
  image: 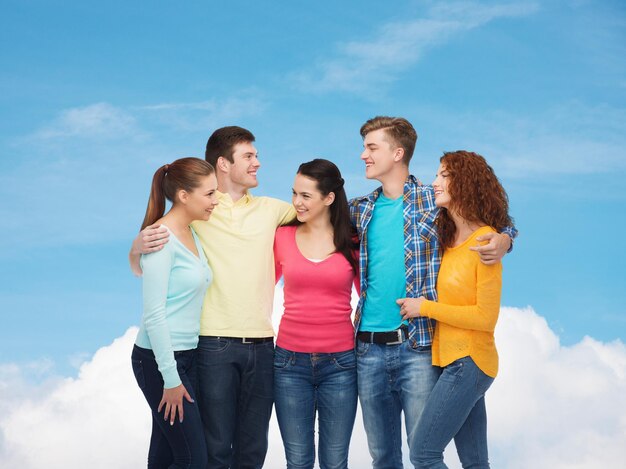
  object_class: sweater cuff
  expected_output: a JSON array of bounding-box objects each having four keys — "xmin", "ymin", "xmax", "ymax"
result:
[
  {"xmin": 421, "ymin": 300, "xmax": 436, "ymax": 319},
  {"xmin": 162, "ymin": 366, "xmax": 182, "ymax": 389}
]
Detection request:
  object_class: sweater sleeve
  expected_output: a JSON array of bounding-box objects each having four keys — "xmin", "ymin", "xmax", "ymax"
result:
[
  {"xmin": 141, "ymin": 245, "xmax": 181, "ymax": 389},
  {"xmin": 421, "ymin": 261, "xmax": 502, "ymax": 332}
]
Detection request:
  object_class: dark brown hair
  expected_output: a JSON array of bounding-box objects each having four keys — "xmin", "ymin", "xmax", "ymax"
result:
[
  {"xmin": 435, "ymin": 151, "xmax": 513, "ymax": 248},
  {"xmin": 205, "ymin": 126, "xmax": 255, "ymax": 167},
  {"xmin": 360, "ymin": 116, "xmax": 418, "ymax": 165},
  {"xmin": 140, "ymin": 157, "xmax": 215, "ymax": 230},
  {"xmin": 288, "ymin": 159, "xmax": 358, "ymax": 272}
]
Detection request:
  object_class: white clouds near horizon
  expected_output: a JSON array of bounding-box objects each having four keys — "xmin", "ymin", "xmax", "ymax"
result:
[{"xmin": 0, "ymin": 303, "xmax": 624, "ymax": 469}]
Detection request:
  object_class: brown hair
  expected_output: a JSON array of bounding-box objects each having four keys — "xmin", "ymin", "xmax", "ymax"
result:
[
  {"xmin": 287, "ymin": 159, "xmax": 359, "ymax": 273},
  {"xmin": 205, "ymin": 126, "xmax": 255, "ymax": 167},
  {"xmin": 435, "ymin": 151, "xmax": 513, "ymax": 248},
  {"xmin": 360, "ymin": 116, "xmax": 417, "ymax": 165},
  {"xmin": 141, "ymin": 157, "xmax": 215, "ymax": 230}
]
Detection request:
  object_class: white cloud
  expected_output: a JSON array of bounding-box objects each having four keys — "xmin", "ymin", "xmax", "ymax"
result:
[
  {"xmin": 33, "ymin": 102, "xmax": 141, "ymax": 140},
  {"xmin": 0, "ymin": 93, "xmax": 267, "ymax": 250},
  {"xmin": 136, "ymin": 94, "xmax": 267, "ymax": 132},
  {"xmin": 488, "ymin": 306, "xmax": 626, "ymax": 468},
  {"xmin": 1, "ymin": 301, "xmax": 625, "ymax": 468},
  {"xmin": 291, "ymin": 1, "xmax": 538, "ymax": 95}
]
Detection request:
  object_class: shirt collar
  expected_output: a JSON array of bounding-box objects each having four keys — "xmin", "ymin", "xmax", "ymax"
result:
[
  {"xmin": 354, "ymin": 174, "xmax": 422, "ymax": 204},
  {"xmin": 217, "ymin": 190, "xmax": 253, "ymax": 207}
]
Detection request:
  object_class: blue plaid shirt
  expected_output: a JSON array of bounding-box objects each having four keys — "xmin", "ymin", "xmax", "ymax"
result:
[{"xmin": 349, "ymin": 175, "xmax": 517, "ymax": 347}]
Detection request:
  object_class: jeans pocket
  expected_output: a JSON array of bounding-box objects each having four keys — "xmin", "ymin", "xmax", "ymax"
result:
[
  {"xmin": 273, "ymin": 347, "xmax": 291, "ymax": 369},
  {"xmin": 131, "ymin": 357, "xmax": 146, "ymax": 390},
  {"xmin": 356, "ymin": 340, "xmax": 370, "ymax": 357},
  {"xmin": 333, "ymin": 350, "xmax": 357, "ymax": 370},
  {"xmin": 447, "ymin": 358, "xmax": 466, "ymax": 376},
  {"xmin": 408, "ymin": 343, "xmax": 432, "ymax": 354},
  {"xmin": 199, "ymin": 337, "xmax": 230, "ymax": 353}
]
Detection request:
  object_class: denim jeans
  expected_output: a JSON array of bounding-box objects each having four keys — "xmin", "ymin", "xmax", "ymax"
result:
[
  {"xmin": 274, "ymin": 346, "xmax": 358, "ymax": 469},
  {"xmin": 414, "ymin": 356, "xmax": 494, "ymax": 469},
  {"xmin": 356, "ymin": 340, "xmax": 441, "ymax": 469},
  {"xmin": 131, "ymin": 345, "xmax": 207, "ymax": 469},
  {"xmin": 196, "ymin": 336, "xmax": 274, "ymax": 469}
]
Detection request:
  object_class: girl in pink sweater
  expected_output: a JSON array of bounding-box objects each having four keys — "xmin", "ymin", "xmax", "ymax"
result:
[{"xmin": 273, "ymin": 159, "xmax": 359, "ymax": 469}]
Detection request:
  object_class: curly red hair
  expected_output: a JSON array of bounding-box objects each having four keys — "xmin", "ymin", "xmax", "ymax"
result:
[{"xmin": 435, "ymin": 151, "xmax": 513, "ymax": 248}]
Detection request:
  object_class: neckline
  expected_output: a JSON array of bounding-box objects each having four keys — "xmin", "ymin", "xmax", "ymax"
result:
[
  {"xmin": 160, "ymin": 224, "xmax": 203, "ymax": 261},
  {"xmin": 291, "ymin": 225, "xmax": 336, "ymax": 265},
  {"xmin": 448, "ymin": 226, "xmax": 491, "ymax": 251}
]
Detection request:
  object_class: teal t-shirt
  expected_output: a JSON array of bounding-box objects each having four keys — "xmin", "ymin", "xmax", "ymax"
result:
[{"xmin": 360, "ymin": 194, "xmax": 408, "ymax": 332}]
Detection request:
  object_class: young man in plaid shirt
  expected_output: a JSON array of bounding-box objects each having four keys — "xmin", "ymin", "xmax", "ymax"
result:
[{"xmin": 350, "ymin": 116, "xmax": 516, "ymax": 468}]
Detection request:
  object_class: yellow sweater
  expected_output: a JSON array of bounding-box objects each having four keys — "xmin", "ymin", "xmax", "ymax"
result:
[{"xmin": 421, "ymin": 226, "xmax": 502, "ymax": 378}]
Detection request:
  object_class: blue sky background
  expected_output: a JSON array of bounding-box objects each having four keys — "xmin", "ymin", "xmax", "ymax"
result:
[{"xmin": 1, "ymin": 0, "xmax": 625, "ymax": 378}]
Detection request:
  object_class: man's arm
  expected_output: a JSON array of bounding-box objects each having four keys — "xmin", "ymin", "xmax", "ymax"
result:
[
  {"xmin": 129, "ymin": 224, "xmax": 170, "ymax": 276},
  {"xmin": 470, "ymin": 226, "xmax": 516, "ymax": 266}
]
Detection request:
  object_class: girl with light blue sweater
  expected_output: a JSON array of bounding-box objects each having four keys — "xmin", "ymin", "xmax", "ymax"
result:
[{"xmin": 132, "ymin": 157, "xmax": 218, "ymax": 469}]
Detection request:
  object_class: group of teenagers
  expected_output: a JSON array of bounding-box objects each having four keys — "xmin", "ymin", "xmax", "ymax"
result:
[{"xmin": 128, "ymin": 116, "xmax": 517, "ymax": 469}]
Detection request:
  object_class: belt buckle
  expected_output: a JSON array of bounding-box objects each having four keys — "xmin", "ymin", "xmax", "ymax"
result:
[
  {"xmin": 387, "ymin": 329, "xmax": 404, "ymax": 345},
  {"xmin": 241, "ymin": 338, "xmax": 253, "ymax": 344}
]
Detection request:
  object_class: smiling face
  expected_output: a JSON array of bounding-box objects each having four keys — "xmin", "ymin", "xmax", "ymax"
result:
[
  {"xmin": 181, "ymin": 173, "xmax": 219, "ymax": 221},
  {"xmin": 226, "ymin": 141, "xmax": 261, "ymax": 190},
  {"xmin": 432, "ymin": 163, "xmax": 452, "ymax": 209},
  {"xmin": 291, "ymin": 173, "xmax": 334, "ymax": 224},
  {"xmin": 360, "ymin": 128, "xmax": 403, "ymax": 181}
]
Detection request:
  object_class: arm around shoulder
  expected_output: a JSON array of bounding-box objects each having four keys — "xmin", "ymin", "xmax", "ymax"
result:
[{"xmin": 128, "ymin": 224, "xmax": 170, "ymax": 276}]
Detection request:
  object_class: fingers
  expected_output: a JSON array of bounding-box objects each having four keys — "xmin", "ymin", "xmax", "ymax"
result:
[
  {"xmin": 164, "ymin": 401, "xmax": 173, "ymax": 425},
  {"xmin": 475, "ymin": 245, "xmax": 498, "ymax": 264},
  {"xmin": 159, "ymin": 397, "xmax": 178, "ymax": 425},
  {"xmin": 164, "ymin": 401, "xmax": 182, "ymax": 426},
  {"xmin": 396, "ymin": 298, "xmax": 405, "ymax": 305},
  {"xmin": 142, "ymin": 231, "xmax": 169, "ymax": 244},
  {"xmin": 159, "ymin": 391, "xmax": 191, "ymax": 425},
  {"xmin": 480, "ymin": 257, "xmax": 498, "ymax": 265},
  {"xmin": 141, "ymin": 230, "xmax": 169, "ymax": 252},
  {"xmin": 475, "ymin": 233, "xmax": 495, "ymax": 242},
  {"xmin": 177, "ymin": 401, "xmax": 184, "ymax": 424},
  {"xmin": 469, "ymin": 243, "xmax": 495, "ymax": 253}
]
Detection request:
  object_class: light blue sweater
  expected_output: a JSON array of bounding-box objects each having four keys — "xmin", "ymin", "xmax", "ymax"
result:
[{"xmin": 135, "ymin": 226, "xmax": 212, "ymax": 388}]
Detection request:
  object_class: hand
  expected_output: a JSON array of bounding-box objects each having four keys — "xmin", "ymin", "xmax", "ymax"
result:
[
  {"xmin": 131, "ymin": 224, "xmax": 170, "ymax": 255},
  {"xmin": 158, "ymin": 383, "xmax": 194, "ymax": 425},
  {"xmin": 397, "ymin": 297, "xmax": 426, "ymax": 320},
  {"xmin": 469, "ymin": 232, "xmax": 510, "ymax": 265}
]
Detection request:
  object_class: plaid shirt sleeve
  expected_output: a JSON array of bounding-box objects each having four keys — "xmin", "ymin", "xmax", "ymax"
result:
[
  {"xmin": 404, "ymin": 181, "xmax": 439, "ymax": 346},
  {"xmin": 501, "ymin": 224, "xmax": 518, "ymax": 253},
  {"xmin": 349, "ymin": 196, "xmax": 369, "ymax": 333}
]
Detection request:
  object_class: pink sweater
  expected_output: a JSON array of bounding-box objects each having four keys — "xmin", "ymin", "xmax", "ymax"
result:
[{"xmin": 274, "ymin": 226, "xmax": 359, "ymax": 353}]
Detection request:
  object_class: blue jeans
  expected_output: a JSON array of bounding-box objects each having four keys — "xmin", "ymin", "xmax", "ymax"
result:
[
  {"xmin": 131, "ymin": 345, "xmax": 207, "ymax": 469},
  {"xmin": 414, "ymin": 356, "xmax": 494, "ymax": 469},
  {"xmin": 196, "ymin": 336, "xmax": 274, "ymax": 469},
  {"xmin": 274, "ymin": 346, "xmax": 358, "ymax": 469},
  {"xmin": 356, "ymin": 340, "xmax": 440, "ymax": 469}
]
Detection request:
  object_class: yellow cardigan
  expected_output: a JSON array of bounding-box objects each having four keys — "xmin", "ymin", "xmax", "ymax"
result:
[{"xmin": 421, "ymin": 226, "xmax": 502, "ymax": 378}]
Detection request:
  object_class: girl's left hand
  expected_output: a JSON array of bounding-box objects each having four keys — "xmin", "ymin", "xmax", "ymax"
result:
[{"xmin": 397, "ymin": 297, "xmax": 426, "ymax": 320}]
